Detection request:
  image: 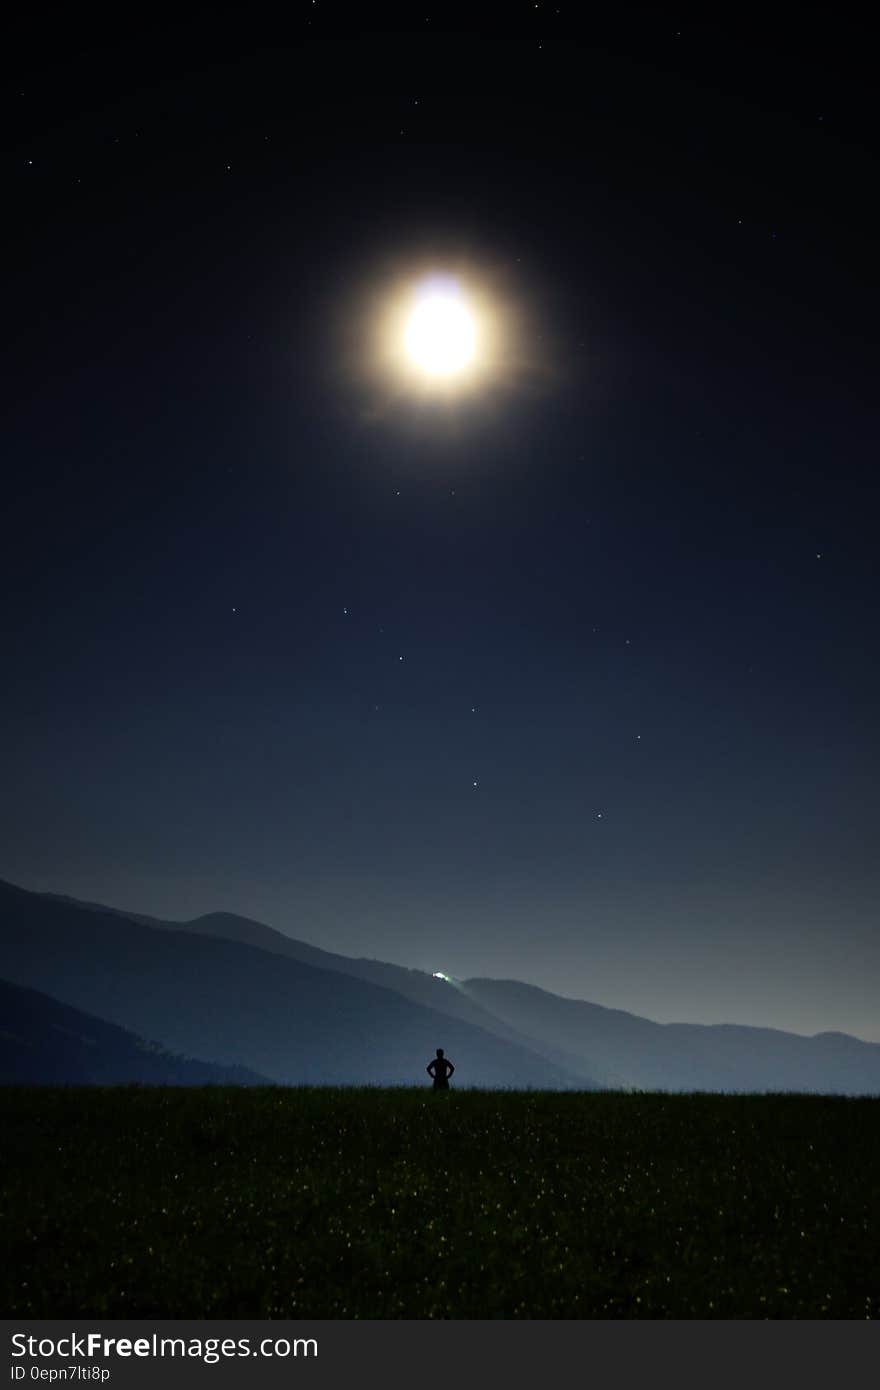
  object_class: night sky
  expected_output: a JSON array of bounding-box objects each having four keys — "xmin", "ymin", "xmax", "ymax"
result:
[{"xmin": 4, "ymin": 11, "xmax": 878, "ymax": 1042}]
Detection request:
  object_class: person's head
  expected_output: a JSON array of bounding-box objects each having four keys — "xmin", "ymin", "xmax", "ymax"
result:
[{"xmin": 436, "ymin": 1048, "xmax": 444, "ymax": 1057}]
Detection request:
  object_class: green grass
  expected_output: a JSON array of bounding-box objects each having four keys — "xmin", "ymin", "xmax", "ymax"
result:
[{"xmin": 2, "ymin": 1087, "xmax": 878, "ymax": 1318}]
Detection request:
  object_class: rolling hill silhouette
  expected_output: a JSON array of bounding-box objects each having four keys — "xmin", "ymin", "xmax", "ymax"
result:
[
  {"xmin": 0, "ymin": 978, "xmax": 269, "ymax": 1085},
  {"xmin": 0, "ymin": 880, "xmax": 587, "ymax": 1088},
  {"xmin": 9, "ymin": 880, "xmax": 879, "ymax": 1092},
  {"xmin": 461, "ymin": 978, "xmax": 880, "ymax": 1094},
  {"xmin": 38, "ymin": 892, "xmax": 599, "ymax": 1082}
]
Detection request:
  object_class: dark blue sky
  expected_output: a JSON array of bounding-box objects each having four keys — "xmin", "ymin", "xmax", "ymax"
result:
[{"xmin": 3, "ymin": 12, "xmax": 878, "ymax": 1039}]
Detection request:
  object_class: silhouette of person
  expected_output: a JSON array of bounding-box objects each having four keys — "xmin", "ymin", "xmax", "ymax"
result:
[{"xmin": 427, "ymin": 1047, "xmax": 455, "ymax": 1090}]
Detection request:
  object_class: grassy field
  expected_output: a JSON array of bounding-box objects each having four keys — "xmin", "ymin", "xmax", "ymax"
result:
[{"xmin": 2, "ymin": 1087, "xmax": 878, "ymax": 1318}]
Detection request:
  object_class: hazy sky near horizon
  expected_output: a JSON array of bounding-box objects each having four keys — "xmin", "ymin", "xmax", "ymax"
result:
[{"xmin": 4, "ymin": 15, "xmax": 878, "ymax": 1042}]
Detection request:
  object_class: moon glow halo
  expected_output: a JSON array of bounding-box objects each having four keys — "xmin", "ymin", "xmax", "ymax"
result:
[{"xmin": 336, "ymin": 251, "xmax": 549, "ymax": 416}]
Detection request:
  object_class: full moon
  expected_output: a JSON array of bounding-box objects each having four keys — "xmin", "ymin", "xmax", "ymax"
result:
[
  {"xmin": 346, "ymin": 253, "xmax": 541, "ymax": 408},
  {"xmin": 403, "ymin": 277, "xmax": 477, "ymax": 378}
]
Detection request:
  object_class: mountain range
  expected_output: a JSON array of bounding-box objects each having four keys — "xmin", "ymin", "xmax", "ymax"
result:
[
  {"xmin": 1, "ymin": 877, "xmax": 877, "ymax": 1092},
  {"xmin": 0, "ymin": 977, "xmax": 269, "ymax": 1085}
]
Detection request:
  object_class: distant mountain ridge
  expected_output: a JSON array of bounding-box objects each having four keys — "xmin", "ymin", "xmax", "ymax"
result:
[
  {"xmin": 38, "ymin": 892, "xmax": 599, "ymax": 1082},
  {"xmin": 461, "ymin": 978, "xmax": 880, "ymax": 1095},
  {"xmin": 7, "ymin": 880, "xmax": 879, "ymax": 1093},
  {"xmin": 1, "ymin": 880, "xmax": 588, "ymax": 1089}
]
